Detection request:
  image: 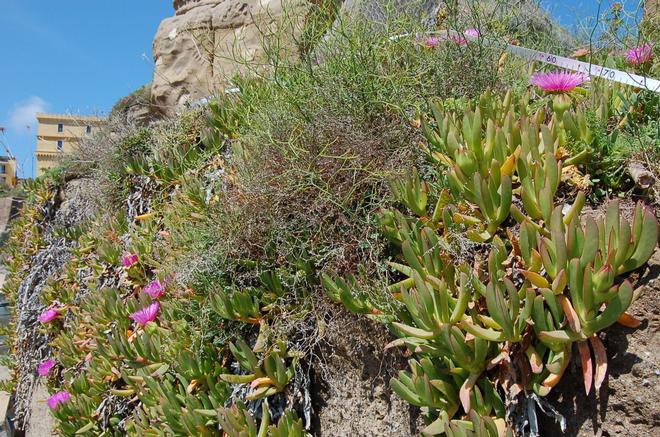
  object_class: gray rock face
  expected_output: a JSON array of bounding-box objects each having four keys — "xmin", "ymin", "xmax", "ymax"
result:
[
  {"xmin": 12, "ymin": 177, "xmax": 100, "ymax": 433},
  {"xmin": 13, "ymin": 238, "xmax": 71, "ymax": 431},
  {"xmin": 151, "ymin": 0, "xmax": 299, "ymax": 113},
  {"xmin": 52, "ymin": 178, "xmax": 97, "ymax": 230}
]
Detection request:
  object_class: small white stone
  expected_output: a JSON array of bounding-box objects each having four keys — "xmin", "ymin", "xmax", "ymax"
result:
[{"xmin": 168, "ymin": 27, "xmax": 178, "ymax": 40}]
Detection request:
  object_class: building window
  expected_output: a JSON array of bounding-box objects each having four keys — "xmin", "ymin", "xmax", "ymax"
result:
[
  {"xmin": 57, "ymin": 140, "xmax": 64, "ymax": 151},
  {"xmin": 57, "ymin": 123, "xmax": 64, "ymax": 133},
  {"xmin": 0, "ymin": 164, "xmax": 5, "ymax": 174},
  {"xmin": 0, "ymin": 177, "xmax": 5, "ymax": 185},
  {"xmin": 86, "ymin": 125, "xmax": 92, "ymax": 134}
]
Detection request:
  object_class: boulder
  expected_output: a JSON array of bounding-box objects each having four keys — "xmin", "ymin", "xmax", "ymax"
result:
[
  {"xmin": 335, "ymin": 0, "xmax": 573, "ymax": 46},
  {"xmin": 151, "ymin": 0, "xmax": 573, "ymax": 114},
  {"xmin": 151, "ymin": 0, "xmax": 301, "ymax": 114}
]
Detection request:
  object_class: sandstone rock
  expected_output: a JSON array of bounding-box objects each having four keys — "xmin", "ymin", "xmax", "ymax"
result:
[
  {"xmin": 338, "ymin": 0, "xmax": 440, "ymax": 25},
  {"xmin": 151, "ymin": 0, "xmax": 573, "ymax": 114},
  {"xmin": 25, "ymin": 383, "xmax": 56, "ymax": 437},
  {"xmin": 646, "ymin": 0, "xmax": 659, "ymax": 19},
  {"xmin": 313, "ymin": 309, "xmax": 420, "ymax": 436},
  {"xmin": 111, "ymin": 84, "xmax": 155, "ymax": 126},
  {"xmin": 151, "ymin": 0, "xmax": 303, "ymax": 114},
  {"xmin": 336, "ymin": 0, "xmax": 573, "ymax": 46}
]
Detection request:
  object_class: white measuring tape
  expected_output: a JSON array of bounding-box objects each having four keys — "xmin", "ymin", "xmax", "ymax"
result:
[
  {"xmin": 391, "ymin": 30, "xmax": 660, "ymax": 93},
  {"xmin": 505, "ymin": 43, "xmax": 660, "ymax": 93}
]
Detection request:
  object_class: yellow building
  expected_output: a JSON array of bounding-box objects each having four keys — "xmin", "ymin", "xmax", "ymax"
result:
[
  {"xmin": 35, "ymin": 113, "xmax": 106, "ymax": 177},
  {"xmin": 0, "ymin": 156, "xmax": 17, "ymax": 188}
]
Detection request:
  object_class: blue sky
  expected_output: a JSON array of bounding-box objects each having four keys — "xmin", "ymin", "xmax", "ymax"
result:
[
  {"xmin": 0, "ymin": 0, "xmax": 172, "ymax": 178},
  {"xmin": 540, "ymin": 0, "xmax": 643, "ymax": 32},
  {"xmin": 0, "ymin": 1, "xmax": 646, "ymax": 178}
]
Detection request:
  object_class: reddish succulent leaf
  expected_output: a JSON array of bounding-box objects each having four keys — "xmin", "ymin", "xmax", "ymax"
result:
[
  {"xmin": 616, "ymin": 311, "xmax": 641, "ymax": 328},
  {"xmin": 384, "ymin": 338, "xmax": 406, "ymax": 350},
  {"xmin": 250, "ymin": 377, "xmax": 274, "ymax": 389},
  {"xmin": 577, "ymin": 341, "xmax": 593, "ymax": 395},
  {"xmin": 507, "ymin": 228, "xmax": 521, "ymax": 257},
  {"xmin": 559, "ymin": 295, "xmax": 582, "ymax": 332},
  {"xmin": 542, "ymin": 369, "xmax": 564, "ymax": 388},
  {"xmin": 459, "ymin": 373, "xmax": 480, "ymax": 413},
  {"xmin": 589, "ymin": 336, "xmax": 608, "ymax": 391},
  {"xmin": 526, "ymin": 346, "xmax": 544, "ymax": 374},
  {"xmin": 487, "ymin": 351, "xmax": 508, "ymax": 370}
]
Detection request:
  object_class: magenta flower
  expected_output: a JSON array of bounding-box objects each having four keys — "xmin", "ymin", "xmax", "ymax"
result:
[
  {"xmin": 449, "ymin": 34, "xmax": 468, "ymax": 45},
  {"xmin": 424, "ymin": 36, "xmax": 440, "ymax": 48},
  {"xmin": 122, "ymin": 253, "xmax": 139, "ymax": 268},
  {"xmin": 530, "ymin": 71, "xmax": 589, "ymax": 93},
  {"xmin": 626, "ymin": 43, "xmax": 653, "ymax": 65},
  {"xmin": 464, "ymin": 28, "xmax": 480, "ymax": 38},
  {"xmin": 130, "ymin": 302, "xmax": 159, "ymax": 326},
  {"xmin": 143, "ymin": 279, "xmax": 165, "ymax": 299},
  {"xmin": 37, "ymin": 359, "xmax": 57, "ymax": 376},
  {"xmin": 47, "ymin": 391, "xmax": 71, "ymax": 410},
  {"xmin": 38, "ymin": 308, "xmax": 59, "ymax": 323}
]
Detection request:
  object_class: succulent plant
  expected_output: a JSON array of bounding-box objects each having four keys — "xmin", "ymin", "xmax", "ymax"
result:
[
  {"xmin": 217, "ymin": 401, "xmax": 304, "ymax": 437},
  {"xmin": 461, "ymin": 279, "xmax": 534, "ymax": 344},
  {"xmin": 391, "ymin": 168, "xmax": 429, "ymax": 217},
  {"xmin": 322, "ymin": 273, "xmax": 372, "ymax": 314},
  {"xmin": 6, "ymin": 76, "xmax": 656, "ymax": 437},
  {"xmin": 423, "ymin": 410, "xmax": 512, "ymax": 437},
  {"xmin": 221, "ymin": 339, "xmax": 296, "ymax": 400},
  {"xmin": 210, "ymin": 287, "xmax": 262, "ymax": 323},
  {"xmin": 516, "ymin": 152, "xmax": 562, "ymax": 224},
  {"xmin": 330, "ymin": 87, "xmax": 659, "ymax": 433},
  {"xmin": 390, "ymin": 357, "xmax": 461, "ymax": 415}
]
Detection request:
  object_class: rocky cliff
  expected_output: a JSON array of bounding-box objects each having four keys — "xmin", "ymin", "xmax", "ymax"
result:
[
  {"xmin": 150, "ymin": 0, "xmax": 574, "ymax": 115},
  {"xmin": 151, "ymin": 0, "xmax": 299, "ymax": 113}
]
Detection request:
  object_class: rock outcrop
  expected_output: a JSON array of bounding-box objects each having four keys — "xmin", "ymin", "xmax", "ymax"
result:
[
  {"xmin": 151, "ymin": 0, "xmax": 301, "ymax": 113},
  {"xmin": 151, "ymin": 0, "xmax": 575, "ymax": 114},
  {"xmin": 337, "ymin": 0, "xmax": 573, "ymax": 45},
  {"xmin": 11, "ymin": 178, "xmax": 98, "ymax": 434}
]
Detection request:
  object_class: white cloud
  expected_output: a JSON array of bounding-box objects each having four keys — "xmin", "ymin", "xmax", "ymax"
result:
[{"xmin": 9, "ymin": 96, "xmax": 49, "ymax": 132}]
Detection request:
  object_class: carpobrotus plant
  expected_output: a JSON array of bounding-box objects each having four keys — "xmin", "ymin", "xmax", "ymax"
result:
[
  {"xmin": 625, "ymin": 43, "xmax": 653, "ymax": 65},
  {"xmin": 530, "ymin": 71, "xmax": 589, "ymax": 93},
  {"xmin": 325, "ymin": 89, "xmax": 658, "ymax": 435}
]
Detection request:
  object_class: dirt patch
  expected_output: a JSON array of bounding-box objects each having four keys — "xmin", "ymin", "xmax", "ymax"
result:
[
  {"xmin": 541, "ymin": 248, "xmax": 660, "ymax": 436},
  {"xmin": 25, "ymin": 382, "xmax": 56, "ymax": 437},
  {"xmin": 311, "ymin": 308, "xmax": 420, "ymax": 436}
]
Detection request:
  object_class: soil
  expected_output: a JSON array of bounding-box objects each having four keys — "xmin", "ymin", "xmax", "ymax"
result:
[
  {"xmin": 540, "ymin": 248, "xmax": 660, "ymax": 436},
  {"xmin": 310, "ymin": 236, "xmax": 660, "ymax": 436},
  {"xmin": 311, "ymin": 308, "xmax": 421, "ymax": 436}
]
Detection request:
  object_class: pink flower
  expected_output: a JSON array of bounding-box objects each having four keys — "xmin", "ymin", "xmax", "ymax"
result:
[
  {"xmin": 47, "ymin": 391, "xmax": 71, "ymax": 410},
  {"xmin": 424, "ymin": 36, "xmax": 440, "ymax": 48},
  {"xmin": 464, "ymin": 28, "xmax": 480, "ymax": 38},
  {"xmin": 122, "ymin": 253, "xmax": 138, "ymax": 268},
  {"xmin": 530, "ymin": 71, "xmax": 589, "ymax": 93},
  {"xmin": 37, "ymin": 359, "xmax": 57, "ymax": 376},
  {"xmin": 449, "ymin": 34, "xmax": 468, "ymax": 45},
  {"xmin": 143, "ymin": 279, "xmax": 165, "ymax": 299},
  {"xmin": 38, "ymin": 308, "xmax": 59, "ymax": 323},
  {"xmin": 626, "ymin": 43, "xmax": 653, "ymax": 65},
  {"xmin": 130, "ymin": 302, "xmax": 159, "ymax": 326}
]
